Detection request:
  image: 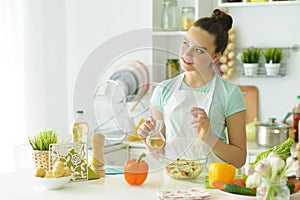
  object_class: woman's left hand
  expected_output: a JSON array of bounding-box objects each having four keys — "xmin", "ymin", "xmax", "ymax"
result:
[{"xmin": 190, "ymin": 107, "xmax": 210, "ymax": 141}]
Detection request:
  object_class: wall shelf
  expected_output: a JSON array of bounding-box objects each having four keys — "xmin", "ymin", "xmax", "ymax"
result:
[
  {"xmin": 239, "ymin": 64, "xmax": 287, "ymax": 78},
  {"xmin": 218, "ymin": 0, "xmax": 300, "ymax": 8},
  {"xmin": 236, "ymin": 44, "xmax": 300, "ymax": 78},
  {"xmin": 152, "ymin": 31, "xmax": 187, "ymax": 36}
]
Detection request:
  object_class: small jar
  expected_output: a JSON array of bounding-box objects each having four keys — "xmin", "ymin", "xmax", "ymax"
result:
[
  {"xmin": 166, "ymin": 58, "xmax": 180, "ymax": 79},
  {"xmin": 181, "ymin": 7, "xmax": 195, "ymax": 31},
  {"xmin": 256, "ymin": 178, "xmax": 290, "ymax": 200},
  {"xmin": 161, "ymin": 0, "xmax": 180, "ymax": 31}
]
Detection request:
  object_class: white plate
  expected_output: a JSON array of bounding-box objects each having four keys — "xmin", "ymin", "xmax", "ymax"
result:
[
  {"xmin": 218, "ymin": 189, "xmax": 300, "ymax": 200},
  {"xmin": 218, "ymin": 189, "xmax": 256, "ymax": 200}
]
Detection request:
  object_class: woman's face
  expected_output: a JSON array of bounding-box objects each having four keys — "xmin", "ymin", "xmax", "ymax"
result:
[{"xmin": 179, "ymin": 26, "xmax": 220, "ymax": 74}]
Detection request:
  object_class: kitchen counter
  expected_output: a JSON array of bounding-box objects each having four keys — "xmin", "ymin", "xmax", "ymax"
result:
[
  {"xmin": 8, "ymin": 141, "xmax": 300, "ymax": 200},
  {"xmin": 2, "ymin": 167, "xmax": 300, "ymax": 200},
  {"xmin": 0, "ymin": 167, "xmax": 230, "ymax": 200}
]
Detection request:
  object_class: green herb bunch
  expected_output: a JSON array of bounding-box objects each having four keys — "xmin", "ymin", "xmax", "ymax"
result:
[
  {"xmin": 263, "ymin": 47, "xmax": 282, "ymax": 64},
  {"xmin": 242, "ymin": 48, "xmax": 261, "ymax": 63},
  {"xmin": 28, "ymin": 129, "xmax": 58, "ymax": 150}
]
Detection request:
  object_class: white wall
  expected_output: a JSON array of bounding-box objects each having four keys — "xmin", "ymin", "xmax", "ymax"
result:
[
  {"xmin": 20, "ymin": 1, "xmax": 300, "ymax": 140},
  {"xmin": 66, "ymin": 1, "xmax": 300, "ymax": 133},
  {"xmin": 23, "ymin": 0, "xmax": 68, "ymax": 137},
  {"xmin": 226, "ymin": 5, "xmax": 300, "ymax": 123},
  {"xmin": 65, "ymin": 0, "xmax": 152, "ymax": 133}
]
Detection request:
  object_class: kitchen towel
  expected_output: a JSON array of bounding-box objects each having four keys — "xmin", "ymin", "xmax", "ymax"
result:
[{"xmin": 157, "ymin": 188, "xmax": 210, "ymax": 199}]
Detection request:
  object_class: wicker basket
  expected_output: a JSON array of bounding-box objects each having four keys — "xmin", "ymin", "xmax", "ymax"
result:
[{"xmin": 32, "ymin": 150, "xmax": 52, "ymax": 171}]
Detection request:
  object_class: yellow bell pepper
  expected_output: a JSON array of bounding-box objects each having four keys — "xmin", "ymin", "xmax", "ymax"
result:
[{"xmin": 208, "ymin": 162, "xmax": 236, "ymax": 188}]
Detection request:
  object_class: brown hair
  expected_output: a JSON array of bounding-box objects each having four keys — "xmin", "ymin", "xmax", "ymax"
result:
[{"xmin": 193, "ymin": 9, "xmax": 233, "ymax": 54}]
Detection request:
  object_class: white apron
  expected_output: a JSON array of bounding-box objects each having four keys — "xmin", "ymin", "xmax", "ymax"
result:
[{"xmin": 163, "ymin": 73, "xmax": 224, "ymax": 165}]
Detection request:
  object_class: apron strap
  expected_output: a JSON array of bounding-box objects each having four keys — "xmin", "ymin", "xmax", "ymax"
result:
[
  {"xmin": 175, "ymin": 72, "xmax": 217, "ymax": 114},
  {"xmin": 205, "ymin": 74, "xmax": 216, "ymax": 114}
]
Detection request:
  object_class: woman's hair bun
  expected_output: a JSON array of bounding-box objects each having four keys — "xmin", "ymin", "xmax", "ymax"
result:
[{"xmin": 211, "ymin": 9, "xmax": 233, "ymax": 32}]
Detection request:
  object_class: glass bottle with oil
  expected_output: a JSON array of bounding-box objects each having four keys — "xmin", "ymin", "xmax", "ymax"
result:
[
  {"xmin": 72, "ymin": 110, "xmax": 89, "ymax": 143},
  {"xmin": 146, "ymin": 120, "xmax": 166, "ymax": 149}
]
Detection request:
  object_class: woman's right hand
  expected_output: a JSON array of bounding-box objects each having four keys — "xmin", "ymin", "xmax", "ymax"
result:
[{"xmin": 137, "ymin": 117, "xmax": 155, "ymax": 139}]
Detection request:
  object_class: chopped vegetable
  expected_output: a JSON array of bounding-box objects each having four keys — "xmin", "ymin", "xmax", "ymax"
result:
[{"xmin": 165, "ymin": 158, "xmax": 203, "ymax": 180}]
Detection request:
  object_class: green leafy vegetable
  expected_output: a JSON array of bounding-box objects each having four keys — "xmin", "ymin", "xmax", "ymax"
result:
[{"xmin": 251, "ymin": 138, "xmax": 294, "ymax": 165}]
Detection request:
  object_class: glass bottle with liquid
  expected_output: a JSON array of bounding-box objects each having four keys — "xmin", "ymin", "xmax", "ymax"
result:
[
  {"xmin": 181, "ymin": 6, "xmax": 195, "ymax": 31},
  {"xmin": 293, "ymin": 95, "xmax": 300, "ymax": 142},
  {"xmin": 72, "ymin": 110, "xmax": 89, "ymax": 143},
  {"xmin": 166, "ymin": 58, "xmax": 180, "ymax": 79},
  {"xmin": 146, "ymin": 120, "xmax": 166, "ymax": 149}
]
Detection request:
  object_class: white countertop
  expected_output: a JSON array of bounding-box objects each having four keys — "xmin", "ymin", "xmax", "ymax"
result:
[
  {"xmin": 6, "ymin": 140, "xmax": 300, "ymax": 200},
  {"xmin": 0, "ymin": 167, "xmax": 231, "ymax": 200},
  {"xmin": 2, "ymin": 167, "xmax": 300, "ymax": 200}
]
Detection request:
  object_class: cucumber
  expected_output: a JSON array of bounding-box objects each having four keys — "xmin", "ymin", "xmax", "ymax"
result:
[
  {"xmin": 287, "ymin": 183, "xmax": 295, "ymax": 194},
  {"xmin": 224, "ymin": 184, "xmax": 256, "ymax": 196}
]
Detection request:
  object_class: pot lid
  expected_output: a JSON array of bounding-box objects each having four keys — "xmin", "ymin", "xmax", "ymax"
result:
[{"xmin": 256, "ymin": 117, "xmax": 289, "ymax": 128}]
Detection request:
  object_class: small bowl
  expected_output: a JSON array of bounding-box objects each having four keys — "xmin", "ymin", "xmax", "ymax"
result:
[
  {"xmin": 35, "ymin": 176, "xmax": 72, "ymax": 190},
  {"xmin": 165, "ymin": 157, "xmax": 207, "ymax": 180}
]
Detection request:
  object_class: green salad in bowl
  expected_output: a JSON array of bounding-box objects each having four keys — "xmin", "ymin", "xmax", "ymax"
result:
[{"xmin": 165, "ymin": 157, "xmax": 207, "ymax": 180}]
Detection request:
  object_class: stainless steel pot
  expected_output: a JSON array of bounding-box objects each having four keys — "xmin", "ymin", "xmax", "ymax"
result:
[{"xmin": 256, "ymin": 117, "xmax": 289, "ymax": 148}]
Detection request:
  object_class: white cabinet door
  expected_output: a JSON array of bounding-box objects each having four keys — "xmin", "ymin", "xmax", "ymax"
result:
[
  {"xmin": 128, "ymin": 147, "xmax": 146, "ymax": 159},
  {"xmin": 129, "ymin": 147, "xmax": 164, "ymax": 172},
  {"xmin": 104, "ymin": 147, "xmax": 129, "ymax": 166}
]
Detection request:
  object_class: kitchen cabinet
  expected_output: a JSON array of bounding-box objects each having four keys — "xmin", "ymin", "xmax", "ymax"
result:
[
  {"xmin": 151, "ymin": 0, "xmax": 215, "ymax": 82},
  {"xmin": 103, "ymin": 144, "xmax": 129, "ymax": 166},
  {"xmin": 218, "ymin": 0, "xmax": 300, "ymax": 8}
]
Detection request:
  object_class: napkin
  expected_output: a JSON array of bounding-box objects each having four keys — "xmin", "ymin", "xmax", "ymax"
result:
[{"xmin": 157, "ymin": 188, "xmax": 210, "ymax": 199}]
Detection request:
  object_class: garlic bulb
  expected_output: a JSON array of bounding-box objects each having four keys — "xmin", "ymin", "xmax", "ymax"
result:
[{"xmin": 219, "ymin": 28, "xmax": 237, "ymax": 80}]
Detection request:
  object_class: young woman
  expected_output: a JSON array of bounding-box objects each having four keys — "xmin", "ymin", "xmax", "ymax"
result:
[{"xmin": 138, "ymin": 9, "xmax": 247, "ymax": 168}]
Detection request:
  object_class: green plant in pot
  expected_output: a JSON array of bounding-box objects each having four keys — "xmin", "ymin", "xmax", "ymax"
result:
[
  {"xmin": 29, "ymin": 129, "xmax": 58, "ymax": 170},
  {"xmin": 241, "ymin": 47, "xmax": 261, "ymax": 76},
  {"xmin": 263, "ymin": 47, "xmax": 282, "ymax": 76}
]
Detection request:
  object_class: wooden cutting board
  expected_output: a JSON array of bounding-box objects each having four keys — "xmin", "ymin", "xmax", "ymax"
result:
[{"xmin": 238, "ymin": 85, "xmax": 259, "ymax": 124}]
